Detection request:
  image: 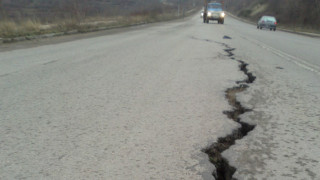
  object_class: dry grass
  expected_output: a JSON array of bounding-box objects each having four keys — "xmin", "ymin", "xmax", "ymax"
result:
[
  {"xmin": 0, "ymin": 21, "xmax": 18, "ymax": 37},
  {"xmin": 0, "ymin": 9, "xmax": 196, "ymax": 39},
  {"xmin": 55, "ymin": 19, "xmax": 81, "ymax": 32},
  {"xmin": 0, "ymin": 15, "xmax": 146, "ymax": 38},
  {"xmin": 23, "ymin": 19, "xmax": 41, "ymax": 32},
  {"xmin": 0, "ymin": 19, "xmax": 42, "ymax": 38}
]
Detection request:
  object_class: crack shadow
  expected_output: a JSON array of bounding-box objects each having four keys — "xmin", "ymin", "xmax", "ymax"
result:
[{"xmin": 203, "ymin": 45, "xmax": 256, "ymax": 180}]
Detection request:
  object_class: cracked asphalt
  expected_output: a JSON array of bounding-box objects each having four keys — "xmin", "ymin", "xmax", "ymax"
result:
[
  {"xmin": 1, "ymin": 13, "xmax": 320, "ymax": 179},
  {"xmin": 221, "ymin": 17, "xmax": 320, "ymax": 180},
  {"xmin": 0, "ymin": 15, "xmax": 244, "ymax": 179}
]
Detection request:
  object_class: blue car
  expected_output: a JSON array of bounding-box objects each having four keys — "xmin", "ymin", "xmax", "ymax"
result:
[{"xmin": 257, "ymin": 16, "xmax": 277, "ymax": 31}]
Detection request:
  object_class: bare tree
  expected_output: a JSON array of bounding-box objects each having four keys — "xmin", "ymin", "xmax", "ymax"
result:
[{"xmin": 71, "ymin": 0, "xmax": 85, "ymax": 23}]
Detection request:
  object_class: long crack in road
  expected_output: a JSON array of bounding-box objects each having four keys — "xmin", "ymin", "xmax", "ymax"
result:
[
  {"xmin": 1, "ymin": 12, "xmax": 320, "ymax": 180},
  {"xmin": 204, "ymin": 43, "xmax": 256, "ymax": 180}
]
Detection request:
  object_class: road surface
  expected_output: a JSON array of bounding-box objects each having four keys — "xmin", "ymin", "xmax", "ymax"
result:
[
  {"xmin": 1, "ymin": 13, "xmax": 320, "ymax": 179},
  {"xmin": 222, "ymin": 16, "xmax": 320, "ymax": 180}
]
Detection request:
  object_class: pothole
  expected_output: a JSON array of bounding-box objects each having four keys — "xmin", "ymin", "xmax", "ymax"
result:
[{"xmin": 203, "ymin": 45, "xmax": 256, "ymax": 180}]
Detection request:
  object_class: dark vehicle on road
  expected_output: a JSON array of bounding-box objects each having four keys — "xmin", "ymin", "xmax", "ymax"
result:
[
  {"xmin": 257, "ymin": 16, "xmax": 277, "ymax": 31},
  {"xmin": 203, "ymin": 2, "xmax": 225, "ymax": 24}
]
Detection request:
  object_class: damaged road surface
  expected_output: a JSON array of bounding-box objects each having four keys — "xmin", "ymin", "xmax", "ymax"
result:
[
  {"xmin": 1, "ymin": 12, "xmax": 320, "ymax": 180},
  {"xmin": 0, "ymin": 15, "xmax": 248, "ymax": 179},
  {"xmin": 221, "ymin": 17, "xmax": 320, "ymax": 179},
  {"xmin": 205, "ymin": 46, "xmax": 256, "ymax": 180}
]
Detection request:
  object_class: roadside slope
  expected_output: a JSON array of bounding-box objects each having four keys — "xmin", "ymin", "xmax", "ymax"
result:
[{"xmin": 225, "ymin": 0, "xmax": 320, "ymax": 34}]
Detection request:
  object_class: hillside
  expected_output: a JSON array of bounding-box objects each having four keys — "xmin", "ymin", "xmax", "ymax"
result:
[
  {"xmin": 224, "ymin": 0, "xmax": 320, "ymax": 32},
  {"xmin": 0, "ymin": 0, "xmax": 199, "ymax": 22},
  {"xmin": 0, "ymin": 0, "xmax": 201, "ymax": 39}
]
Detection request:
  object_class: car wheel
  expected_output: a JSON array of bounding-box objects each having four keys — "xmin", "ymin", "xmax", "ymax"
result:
[
  {"xmin": 259, "ymin": 27, "xmax": 262, "ymax": 29},
  {"xmin": 257, "ymin": 26, "xmax": 259, "ymax": 29}
]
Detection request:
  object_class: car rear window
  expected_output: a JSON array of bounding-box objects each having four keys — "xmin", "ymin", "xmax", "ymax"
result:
[{"xmin": 265, "ymin": 16, "xmax": 276, "ymax": 22}]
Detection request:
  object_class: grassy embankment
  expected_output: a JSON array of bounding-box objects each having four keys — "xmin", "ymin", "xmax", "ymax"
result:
[
  {"xmin": 0, "ymin": 8, "xmax": 199, "ymax": 41},
  {"xmin": 225, "ymin": 0, "xmax": 320, "ymax": 34},
  {"xmin": 0, "ymin": 15, "xmax": 165, "ymax": 38}
]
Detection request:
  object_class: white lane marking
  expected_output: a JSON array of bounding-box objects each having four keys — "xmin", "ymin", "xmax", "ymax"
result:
[{"xmin": 241, "ymin": 35, "xmax": 320, "ymax": 76}]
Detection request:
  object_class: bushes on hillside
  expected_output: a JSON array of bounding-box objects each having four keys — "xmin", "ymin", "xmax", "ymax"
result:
[{"xmin": 225, "ymin": 0, "xmax": 320, "ymax": 30}]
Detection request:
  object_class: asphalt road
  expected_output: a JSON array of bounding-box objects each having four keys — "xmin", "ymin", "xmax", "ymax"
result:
[
  {"xmin": 1, "ymin": 13, "xmax": 320, "ymax": 179},
  {"xmin": 222, "ymin": 17, "xmax": 320, "ymax": 180}
]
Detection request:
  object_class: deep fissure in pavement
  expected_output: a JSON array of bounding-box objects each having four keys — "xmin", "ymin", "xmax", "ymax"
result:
[{"xmin": 203, "ymin": 45, "xmax": 256, "ymax": 180}]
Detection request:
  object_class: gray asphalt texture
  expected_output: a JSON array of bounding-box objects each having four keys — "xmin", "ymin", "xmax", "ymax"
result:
[
  {"xmin": 222, "ymin": 17, "xmax": 320, "ymax": 180},
  {"xmin": 1, "ymin": 15, "xmax": 244, "ymax": 179},
  {"xmin": 1, "ymin": 13, "xmax": 320, "ymax": 179}
]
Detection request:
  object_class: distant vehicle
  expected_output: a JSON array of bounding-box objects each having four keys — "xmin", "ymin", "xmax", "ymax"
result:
[
  {"xmin": 203, "ymin": 2, "xmax": 225, "ymax": 24},
  {"xmin": 257, "ymin": 16, "xmax": 277, "ymax": 31}
]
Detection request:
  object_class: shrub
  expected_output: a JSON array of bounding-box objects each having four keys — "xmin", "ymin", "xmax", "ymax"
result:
[
  {"xmin": 238, "ymin": 9, "xmax": 252, "ymax": 18},
  {"xmin": 0, "ymin": 21, "xmax": 17, "ymax": 37}
]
